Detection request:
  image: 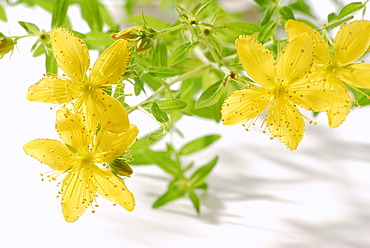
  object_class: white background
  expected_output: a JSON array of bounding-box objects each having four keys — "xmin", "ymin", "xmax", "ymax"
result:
[{"xmin": 1, "ymin": 1, "xmax": 370, "ymax": 247}]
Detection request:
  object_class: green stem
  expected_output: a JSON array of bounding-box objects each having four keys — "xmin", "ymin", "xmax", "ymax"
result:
[
  {"xmin": 127, "ymin": 64, "xmax": 211, "ymax": 114},
  {"xmin": 157, "ymin": 24, "xmax": 187, "ymax": 35}
]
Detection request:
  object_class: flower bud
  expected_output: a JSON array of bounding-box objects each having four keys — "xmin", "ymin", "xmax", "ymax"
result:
[
  {"xmin": 134, "ymin": 37, "xmax": 153, "ymax": 53},
  {"xmin": 109, "ymin": 160, "xmax": 133, "ymax": 177},
  {"xmin": 111, "ymin": 27, "xmax": 140, "ymax": 46},
  {"xmin": 0, "ymin": 33, "xmax": 14, "ymax": 57}
]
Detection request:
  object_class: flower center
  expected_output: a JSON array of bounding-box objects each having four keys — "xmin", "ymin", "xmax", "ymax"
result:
[{"xmin": 325, "ymin": 64, "xmax": 337, "ymax": 74}]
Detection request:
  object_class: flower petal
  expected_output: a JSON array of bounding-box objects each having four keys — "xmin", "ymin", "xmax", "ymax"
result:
[
  {"xmin": 93, "ymin": 124, "xmax": 139, "ymax": 163},
  {"xmin": 76, "ymin": 89, "xmax": 130, "ymax": 132},
  {"xmin": 333, "ymin": 20, "xmax": 370, "ymax": 65},
  {"xmin": 267, "ymin": 101, "xmax": 304, "ymax": 150},
  {"xmin": 277, "ymin": 33, "xmax": 314, "ymax": 86},
  {"xmin": 61, "ymin": 167, "xmax": 96, "ymax": 222},
  {"xmin": 23, "ymin": 139, "xmax": 75, "ymax": 171},
  {"xmin": 327, "ymin": 103, "xmax": 351, "ymax": 128},
  {"xmin": 93, "ymin": 167, "xmax": 135, "ymax": 211},
  {"xmin": 288, "ymin": 81, "xmax": 347, "ymax": 112},
  {"xmin": 90, "ymin": 39, "xmax": 130, "ymax": 87},
  {"xmin": 55, "ymin": 107, "xmax": 91, "ymax": 154},
  {"xmin": 221, "ymin": 88, "xmax": 270, "ymax": 125},
  {"xmin": 26, "ymin": 76, "xmax": 80, "ymax": 104},
  {"xmin": 50, "ymin": 28, "xmax": 90, "ymax": 82},
  {"xmin": 235, "ymin": 36, "xmax": 276, "ymax": 87},
  {"xmin": 337, "ymin": 63, "xmax": 370, "ymax": 89},
  {"xmin": 285, "ymin": 20, "xmax": 331, "ymax": 64}
]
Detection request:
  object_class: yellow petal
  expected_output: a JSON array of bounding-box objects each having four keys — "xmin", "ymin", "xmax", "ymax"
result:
[
  {"xmin": 93, "ymin": 167, "xmax": 135, "ymax": 211},
  {"xmin": 50, "ymin": 28, "xmax": 90, "ymax": 82},
  {"xmin": 267, "ymin": 101, "xmax": 304, "ymax": 150},
  {"xmin": 333, "ymin": 20, "xmax": 370, "ymax": 65},
  {"xmin": 235, "ymin": 36, "xmax": 276, "ymax": 87},
  {"xmin": 221, "ymin": 88, "xmax": 271, "ymax": 125},
  {"xmin": 288, "ymin": 81, "xmax": 347, "ymax": 112},
  {"xmin": 90, "ymin": 39, "xmax": 130, "ymax": 87},
  {"xmin": 327, "ymin": 103, "xmax": 351, "ymax": 128},
  {"xmin": 285, "ymin": 20, "xmax": 331, "ymax": 64},
  {"xmin": 55, "ymin": 107, "xmax": 91, "ymax": 153},
  {"xmin": 337, "ymin": 63, "xmax": 370, "ymax": 89},
  {"xmin": 61, "ymin": 167, "xmax": 96, "ymax": 222},
  {"xmin": 76, "ymin": 89, "xmax": 130, "ymax": 132},
  {"xmin": 277, "ymin": 33, "xmax": 314, "ymax": 86},
  {"xmin": 26, "ymin": 76, "xmax": 81, "ymax": 104},
  {"xmin": 93, "ymin": 124, "xmax": 139, "ymax": 163},
  {"xmin": 23, "ymin": 139, "xmax": 75, "ymax": 171}
]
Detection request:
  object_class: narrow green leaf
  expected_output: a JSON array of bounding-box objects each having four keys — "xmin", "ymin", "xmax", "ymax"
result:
[
  {"xmin": 261, "ymin": 4, "xmax": 277, "ymax": 25},
  {"xmin": 141, "ymin": 73, "xmax": 163, "ymax": 91},
  {"xmin": 151, "ymin": 102, "xmax": 169, "ymax": 124},
  {"xmin": 195, "ymin": 80, "xmax": 225, "ymax": 109},
  {"xmin": 189, "ymin": 156, "xmax": 218, "ymax": 188},
  {"xmin": 80, "ymin": 0, "xmax": 103, "ymax": 31},
  {"xmin": 279, "ymin": 6, "xmax": 295, "ymax": 21},
  {"xmin": 225, "ymin": 22, "xmax": 261, "ymax": 35},
  {"xmin": 46, "ymin": 51, "xmax": 58, "ymax": 74},
  {"xmin": 153, "ymin": 185, "xmax": 186, "ymax": 208},
  {"xmin": 148, "ymin": 66, "xmax": 180, "ymax": 78},
  {"xmin": 51, "ymin": 0, "xmax": 69, "ymax": 28},
  {"xmin": 257, "ymin": 20, "xmax": 277, "ymax": 43},
  {"xmin": 18, "ymin": 21, "xmax": 40, "ymax": 34},
  {"xmin": 99, "ymin": 2, "xmax": 116, "ymax": 28},
  {"xmin": 142, "ymin": 99, "xmax": 187, "ymax": 114},
  {"xmin": 148, "ymin": 128, "xmax": 167, "ymax": 144},
  {"xmin": 327, "ymin": 12, "xmax": 337, "ymax": 23},
  {"xmin": 188, "ymin": 190, "xmax": 200, "ymax": 214},
  {"xmin": 179, "ymin": 135, "xmax": 221, "ymax": 156},
  {"xmin": 337, "ymin": 2, "xmax": 364, "ymax": 19},
  {"xmin": 153, "ymin": 39, "xmax": 168, "ymax": 67},
  {"xmin": 194, "ymin": 0, "xmax": 212, "ymax": 17},
  {"xmin": 143, "ymin": 149, "xmax": 179, "ymax": 176},
  {"xmin": 32, "ymin": 43, "xmax": 46, "ymax": 57},
  {"xmin": 83, "ymin": 32, "xmax": 113, "ymax": 51},
  {"xmin": 0, "ymin": 4, "xmax": 7, "ymax": 22},
  {"xmin": 169, "ymin": 41, "xmax": 199, "ymax": 66},
  {"xmin": 289, "ymin": 0, "xmax": 314, "ymax": 17}
]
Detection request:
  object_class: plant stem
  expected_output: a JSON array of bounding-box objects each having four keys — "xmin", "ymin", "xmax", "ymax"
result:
[{"xmin": 127, "ymin": 64, "xmax": 211, "ymax": 114}]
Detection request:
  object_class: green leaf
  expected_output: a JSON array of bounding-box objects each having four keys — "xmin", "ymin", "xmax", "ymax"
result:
[
  {"xmin": 327, "ymin": 12, "xmax": 337, "ymax": 23},
  {"xmin": 32, "ymin": 43, "xmax": 46, "ymax": 57},
  {"xmin": 279, "ymin": 6, "xmax": 295, "ymax": 21},
  {"xmin": 179, "ymin": 135, "xmax": 221, "ymax": 156},
  {"xmin": 153, "ymin": 39, "xmax": 169, "ymax": 67},
  {"xmin": 0, "ymin": 4, "xmax": 7, "ymax": 22},
  {"xmin": 142, "ymin": 99, "xmax": 187, "ymax": 114},
  {"xmin": 189, "ymin": 156, "xmax": 218, "ymax": 188},
  {"xmin": 46, "ymin": 51, "xmax": 58, "ymax": 74},
  {"xmin": 141, "ymin": 73, "xmax": 163, "ymax": 91},
  {"xmin": 151, "ymin": 102, "xmax": 169, "ymax": 124},
  {"xmin": 153, "ymin": 185, "xmax": 186, "ymax": 208},
  {"xmin": 18, "ymin": 21, "xmax": 40, "ymax": 34},
  {"xmin": 83, "ymin": 32, "xmax": 113, "ymax": 51},
  {"xmin": 257, "ymin": 20, "xmax": 277, "ymax": 44},
  {"xmin": 337, "ymin": 2, "xmax": 364, "ymax": 19},
  {"xmin": 80, "ymin": 0, "xmax": 103, "ymax": 31},
  {"xmin": 51, "ymin": 0, "xmax": 69, "ymax": 28},
  {"xmin": 195, "ymin": 80, "xmax": 225, "ymax": 109},
  {"xmin": 148, "ymin": 128, "xmax": 167, "ymax": 144},
  {"xmin": 289, "ymin": 0, "xmax": 314, "ymax": 17},
  {"xmin": 148, "ymin": 66, "xmax": 180, "ymax": 78},
  {"xmin": 261, "ymin": 4, "xmax": 277, "ymax": 25},
  {"xmin": 225, "ymin": 22, "xmax": 261, "ymax": 35},
  {"xmin": 169, "ymin": 41, "xmax": 199, "ymax": 66},
  {"xmin": 188, "ymin": 190, "xmax": 200, "ymax": 213},
  {"xmin": 143, "ymin": 149, "xmax": 180, "ymax": 175},
  {"xmin": 99, "ymin": 2, "xmax": 116, "ymax": 28}
]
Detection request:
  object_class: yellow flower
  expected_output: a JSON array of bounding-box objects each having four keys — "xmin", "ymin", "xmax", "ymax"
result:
[
  {"xmin": 23, "ymin": 107, "xmax": 138, "ymax": 222},
  {"xmin": 285, "ymin": 20, "xmax": 370, "ymax": 128},
  {"xmin": 222, "ymin": 33, "xmax": 343, "ymax": 150},
  {"xmin": 26, "ymin": 28, "xmax": 131, "ymax": 132}
]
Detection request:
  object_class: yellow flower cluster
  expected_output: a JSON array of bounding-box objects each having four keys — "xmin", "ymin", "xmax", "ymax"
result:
[
  {"xmin": 222, "ymin": 20, "xmax": 370, "ymax": 150},
  {"xmin": 23, "ymin": 28, "xmax": 138, "ymax": 222}
]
